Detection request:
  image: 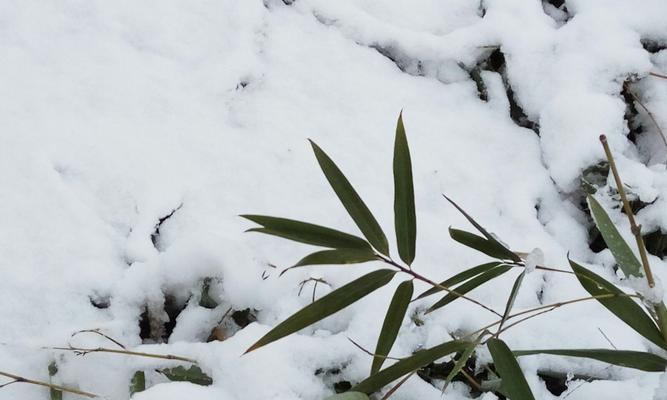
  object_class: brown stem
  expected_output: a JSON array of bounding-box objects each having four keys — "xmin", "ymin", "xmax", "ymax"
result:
[
  {"xmin": 0, "ymin": 371, "xmax": 98, "ymax": 398},
  {"xmin": 650, "ymin": 72, "xmax": 667, "ymax": 80},
  {"xmin": 50, "ymin": 346, "xmax": 196, "ymax": 363},
  {"xmin": 467, "ymin": 293, "xmax": 638, "ymax": 343},
  {"xmin": 459, "ymin": 368, "xmax": 483, "ymax": 392},
  {"xmin": 380, "ymin": 371, "xmax": 415, "ymax": 400},
  {"xmin": 71, "ymin": 329, "xmax": 126, "ymax": 349},
  {"xmin": 347, "ymin": 337, "xmax": 401, "ymax": 361},
  {"xmin": 599, "ymin": 135, "xmax": 655, "ymax": 287},
  {"xmin": 376, "ymin": 254, "xmax": 502, "ymax": 317}
]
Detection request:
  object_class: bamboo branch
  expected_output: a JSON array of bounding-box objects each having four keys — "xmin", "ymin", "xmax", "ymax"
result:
[
  {"xmin": 376, "ymin": 253, "xmax": 503, "ymax": 317},
  {"xmin": 599, "ymin": 135, "xmax": 655, "ymax": 287},
  {"xmin": 50, "ymin": 346, "xmax": 196, "ymax": 363},
  {"xmin": 0, "ymin": 370, "xmax": 98, "ymax": 398}
]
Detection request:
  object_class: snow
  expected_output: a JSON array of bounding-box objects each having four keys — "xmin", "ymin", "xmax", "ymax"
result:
[{"xmin": 2, "ymin": 0, "xmax": 667, "ymax": 399}]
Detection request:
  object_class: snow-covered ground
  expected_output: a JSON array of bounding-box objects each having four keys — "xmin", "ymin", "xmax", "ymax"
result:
[{"xmin": 2, "ymin": 0, "xmax": 667, "ymax": 398}]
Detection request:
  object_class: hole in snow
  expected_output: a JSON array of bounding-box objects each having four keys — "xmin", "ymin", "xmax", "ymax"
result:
[
  {"xmin": 542, "ymin": 0, "xmax": 571, "ymax": 27},
  {"xmin": 642, "ymin": 38, "xmax": 667, "ymax": 54},
  {"xmin": 151, "ymin": 204, "xmax": 183, "ymax": 252}
]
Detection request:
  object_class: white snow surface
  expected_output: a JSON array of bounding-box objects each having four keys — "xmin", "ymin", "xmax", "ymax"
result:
[{"xmin": 2, "ymin": 0, "xmax": 667, "ymax": 399}]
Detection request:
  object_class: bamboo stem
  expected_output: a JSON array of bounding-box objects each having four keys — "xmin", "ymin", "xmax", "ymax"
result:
[
  {"xmin": 0, "ymin": 370, "xmax": 98, "ymax": 398},
  {"xmin": 599, "ymin": 135, "xmax": 655, "ymax": 287},
  {"xmin": 50, "ymin": 346, "xmax": 196, "ymax": 363}
]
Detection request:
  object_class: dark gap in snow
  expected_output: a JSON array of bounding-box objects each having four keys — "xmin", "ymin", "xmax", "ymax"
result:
[
  {"xmin": 621, "ymin": 81, "xmax": 645, "ymax": 146},
  {"xmin": 236, "ymin": 80, "xmax": 250, "ymax": 90},
  {"xmin": 641, "ymin": 38, "xmax": 667, "ymax": 54},
  {"xmin": 139, "ymin": 306, "xmax": 152, "ymax": 341},
  {"xmin": 478, "ymin": 0, "xmax": 487, "ymax": 18},
  {"xmin": 418, "ymin": 354, "xmax": 481, "ymax": 395},
  {"xmin": 315, "ymin": 363, "xmax": 352, "ymax": 394},
  {"xmin": 470, "ymin": 48, "xmax": 540, "ymax": 133},
  {"xmin": 370, "ymin": 44, "xmax": 425, "ymax": 77},
  {"xmin": 163, "ymin": 294, "xmax": 188, "ymax": 341},
  {"xmin": 539, "ymin": 372, "xmax": 569, "ymax": 396},
  {"xmin": 151, "ymin": 204, "xmax": 183, "ymax": 251},
  {"xmin": 231, "ymin": 308, "xmax": 258, "ymax": 328},
  {"xmin": 643, "ymin": 229, "xmax": 667, "ymax": 259},
  {"xmin": 542, "ymin": 0, "xmax": 571, "ymax": 27},
  {"xmin": 89, "ymin": 294, "xmax": 111, "ymax": 309},
  {"xmin": 333, "ymin": 381, "xmax": 351, "ymax": 393}
]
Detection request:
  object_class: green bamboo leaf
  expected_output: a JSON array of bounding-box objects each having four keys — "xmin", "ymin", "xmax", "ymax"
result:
[
  {"xmin": 352, "ymin": 340, "xmax": 469, "ymax": 394},
  {"xmin": 159, "ymin": 365, "xmax": 212, "ymax": 386},
  {"xmin": 514, "ymin": 349, "xmax": 667, "ymax": 372},
  {"xmin": 324, "ymin": 393, "xmax": 369, "ymax": 400},
  {"xmin": 415, "ymin": 262, "xmax": 502, "ymax": 300},
  {"xmin": 393, "ymin": 113, "xmax": 416, "ymax": 266},
  {"xmin": 443, "ymin": 195, "xmax": 520, "ymax": 262},
  {"xmin": 570, "ymin": 259, "xmax": 666, "ymax": 350},
  {"xmin": 587, "ymin": 195, "xmax": 643, "ymax": 277},
  {"xmin": 498, "ymin": 271, "xmax": 525, "ymax": 332},
  {"xmin": 48, "ymin": 361, "xmax": 62, "ymax": 400},
  {"xmin": 372, "ymin": 280, "xmax": 414, "ymax": 374},
  {"xmin": 449, "ymin": 228, "xmax": 518, "ymax": 261},
  {"xmin": 245, "ymin": 269, "xmax": 396, "ymax": 353},
  {"xmin": 443, "ymin": 335, "xmax": 482, "ymax": 392},
  {"xmin": 426, "ymin": 265, "xmax": 511, "ymax": 313},
  {"xmin": 280, "ymin": 248, "xmax": 378, "ymax": 276},
  {"xmin": 310, "ymin": 140, "xmax": 389, "ymax": 256},
  {"xmin": 242, "ymin": 215, "xmax": 371, "ymax": 250},
  {"xmin": 487, "ymin": 339, "xmax": 535, "ymax": 400},
  {"xmin": 129, "ymin": 371, "xmax": 146, "ymax": 396}
]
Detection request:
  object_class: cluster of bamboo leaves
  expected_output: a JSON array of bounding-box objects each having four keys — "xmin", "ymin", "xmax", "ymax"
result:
[{"xmin": 242, "ymin": 114, "xmax": 667, "ymax": 400}]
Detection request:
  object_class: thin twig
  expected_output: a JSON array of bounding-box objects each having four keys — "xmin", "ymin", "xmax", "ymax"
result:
[
  {"xmin": 623, "ymin": 84, "xmax": 667, "ymax": 147},
  {"xmin": 597, "ymin": 328, "xmax": 617, "ymax": 350},
  {"xmin": 380, "ymin": 371, "xmax": 415, "ymax": 400},
  {"xmin": 599, "ymin": 135, "xmax": 655, "ymax": 286},
  {"xmin": 650, "ymin": 71, "xmax": 667, "ymax": 80},
  {"xmin": 71, "ymin": 329, "xmax": 126, "ymax": 349},
  {"xmin": 459, "ymin": 368, "xmax": 483, "ymax": 392},
  {"xmin": 50, "ymin": 346, "xmax": 196, "ymax": 363},
  {"xmin": 467, "ymin": 293, "xmax": 639, "ymax": 344},
  {"xmin": 0, "ymin": 370, "xmax": 98, "ymax": 398},
  {"xmin": 376, "ymin": 254, "xmax": 503, "ymax": 317},
  {"xmin": 347, "ymin": 338, "xmax": 401, "ymax": 361}
]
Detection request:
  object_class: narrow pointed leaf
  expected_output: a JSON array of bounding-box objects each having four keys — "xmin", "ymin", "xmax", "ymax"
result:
[
  {"xmin": 443, "ymin": 195, "xmax": 520, "ymax": 262},
  {"xmin": 280, "ymin": 248, "xmax": 377, "ymax": 276},
  {"xmin": 587, "ymin": 195, "xmax": 642, "ymax": 277},
  {"xmin": 450, "ymin": 228, "xmax": 518, "ymax": 261},
  {"xmin": 242, "ymin": 215, "xmax": 370, "ymax": 250},
  {"xmin": 372, "ymin": 280, "xmax": 414, "ymax": 374},
  {"xmin": 352, "ymin": 340, "xmax": 469, "ymax": 394},
  {"xmin": 570, "ymin": 259, "xmax": 666, "ymax": 350},
  {"xmin": 325, "ymin": 393, "xmax": 369, "ymax": 400},
  {"xmin": 498, "ymin": 271, "xmax": 525, "ymax": 332},
  {"xmin": 443, "ymin": 335, "xmax": 481, "ymax": 392},
  {"xmin": 514, "ymin": 349, "xmax": 667, "ymax": 372},
  {"xmin": 488, "ymin": 339, "xmax": 535, "ymax": 400},
  {"xmin": 310, "ymin": 140, "xmax": 389, "ymax": 255},
  {"xmin": 393, "ymin": 113, "xmax": 416, "ymax": 265},
  {"xmin": 245, "ymin": 269, "xmax": 396, "ymax": 353},
  {"xmin": 426, "ymin": 265, "xmax": 511, "ymax": 313},
  {"xmin": 415, "ymin": 262, "xmax": 501, "ymax": 300}
]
